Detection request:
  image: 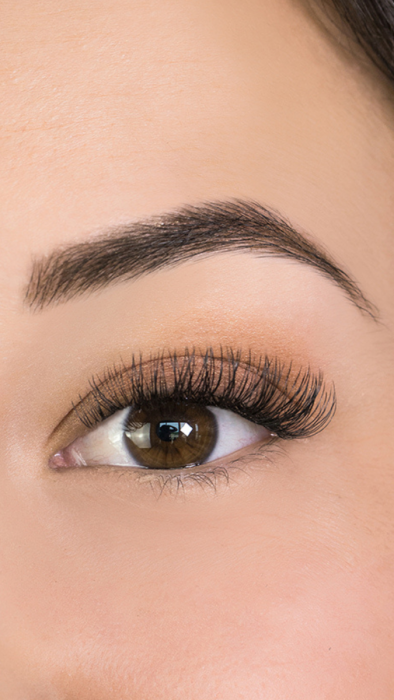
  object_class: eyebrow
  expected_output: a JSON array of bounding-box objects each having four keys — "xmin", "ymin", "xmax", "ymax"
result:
[{"xmin": 25, "ymin": 199, "xmax": 378, "ymax": 320}]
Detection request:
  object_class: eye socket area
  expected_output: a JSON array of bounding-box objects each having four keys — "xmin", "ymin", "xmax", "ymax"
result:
[{"xmin": 49, "ymin": 401, "xmax": 273, "ymax": 471}]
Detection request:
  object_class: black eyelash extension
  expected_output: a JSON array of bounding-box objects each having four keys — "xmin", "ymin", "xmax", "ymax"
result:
[{"xmin": 73, "ymin": 347, "xmax": 336, "ymax": 440}]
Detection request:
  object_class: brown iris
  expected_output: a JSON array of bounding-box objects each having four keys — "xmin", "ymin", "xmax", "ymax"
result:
[{"xmin": 124, "ymin": 401, "xmax": 217, "ymax": 469}]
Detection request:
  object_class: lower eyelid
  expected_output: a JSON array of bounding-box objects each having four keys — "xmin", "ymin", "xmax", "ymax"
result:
[{"xmin": 132, "ymin": 439, "xmax": 280, "ymax": 495}]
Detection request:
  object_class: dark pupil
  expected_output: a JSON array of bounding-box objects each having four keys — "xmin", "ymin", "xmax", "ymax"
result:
[
  {"xmin": 156, "ymin": 422, "xmax": 183, "ymax": 442},
  {"xmin": 124, "ymin": 403, "xmax": 217, "ymax": 470}
]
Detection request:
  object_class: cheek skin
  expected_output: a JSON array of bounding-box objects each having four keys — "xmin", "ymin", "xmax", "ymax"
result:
[
  {"xmin": 7, "ymin": 531, "xmax": 394, "ymax": 699},
  {"xmin": 1, "ymin": 438, "xmax": 394, "ymax": 700},
  {"xmin": 0, "ymin": 260, "xmax": 392, "ymax": 699}
]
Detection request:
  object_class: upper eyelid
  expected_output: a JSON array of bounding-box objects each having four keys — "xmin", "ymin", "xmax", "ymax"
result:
[
  {"xmin": 64, "ymin": 348, "xmax": 336, "ymax": 441},
  {"xmin": 72, "ymin": 351, "xmax": 278, "ymax": 428}
]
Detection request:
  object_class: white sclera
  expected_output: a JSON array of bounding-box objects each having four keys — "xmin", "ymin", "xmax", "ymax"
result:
[{"xmin": 53, "ymin": 406, "xmax": 272, "ymax": 469}]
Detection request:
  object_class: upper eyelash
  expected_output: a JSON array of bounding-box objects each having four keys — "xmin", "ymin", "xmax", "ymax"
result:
[{"xmin": 72, "ymin": 347, "xmax": 336, "ymax": 440}]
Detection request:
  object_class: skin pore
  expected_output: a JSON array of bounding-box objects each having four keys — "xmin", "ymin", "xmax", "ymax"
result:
[{"xmin": 1, "ymin": 0, "xmax": 394, "ymax": 698}]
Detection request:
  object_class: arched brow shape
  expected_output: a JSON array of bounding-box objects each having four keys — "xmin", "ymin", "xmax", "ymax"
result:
[{"xmin": 25, "ymin": 200, "xmax": 378, "ymax": 320}]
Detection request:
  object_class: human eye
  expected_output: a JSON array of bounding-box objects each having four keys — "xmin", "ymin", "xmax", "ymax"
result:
[{"xmin": 49, "ymin": 347, "xmax": 336, "ymax": 491}]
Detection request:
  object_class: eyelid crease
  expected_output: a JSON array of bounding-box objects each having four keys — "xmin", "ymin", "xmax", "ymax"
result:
[{"xmin": 69, "ymin": 346, "xmax": 336, "ymax": 442}]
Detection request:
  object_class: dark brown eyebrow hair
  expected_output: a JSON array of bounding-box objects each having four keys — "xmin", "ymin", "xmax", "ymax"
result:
[{"xmin": 25, "ymin": 199, "xmax": 378, "ymax": 320}]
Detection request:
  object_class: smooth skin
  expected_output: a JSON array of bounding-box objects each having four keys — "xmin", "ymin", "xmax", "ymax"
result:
[{"xmin": 1, "ymin": 0, "xmax": 394, "ymax": 698}]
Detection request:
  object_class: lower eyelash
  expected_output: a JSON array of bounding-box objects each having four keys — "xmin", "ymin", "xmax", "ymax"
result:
[
  {"xmin": 138, "ymin": 465, "xmax": 233, "ymax": 496},
  {"xmin": 123, "ymin": 437, "xmax": 281, "ymax": 497}
]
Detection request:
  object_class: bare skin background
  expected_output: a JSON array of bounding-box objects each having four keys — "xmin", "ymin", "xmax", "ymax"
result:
[{"xmin": 0, "ymin": 0, "xmax": 394, "ymax": 698}]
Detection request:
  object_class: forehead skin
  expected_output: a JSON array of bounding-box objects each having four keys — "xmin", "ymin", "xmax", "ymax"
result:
[
  {"xmin": 1, "ymin": 1, "xmax": 394, "ymax": 699},
  {"xmin": 0, "ymin": 0, "xmax": 393, "ymax": 317}
]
